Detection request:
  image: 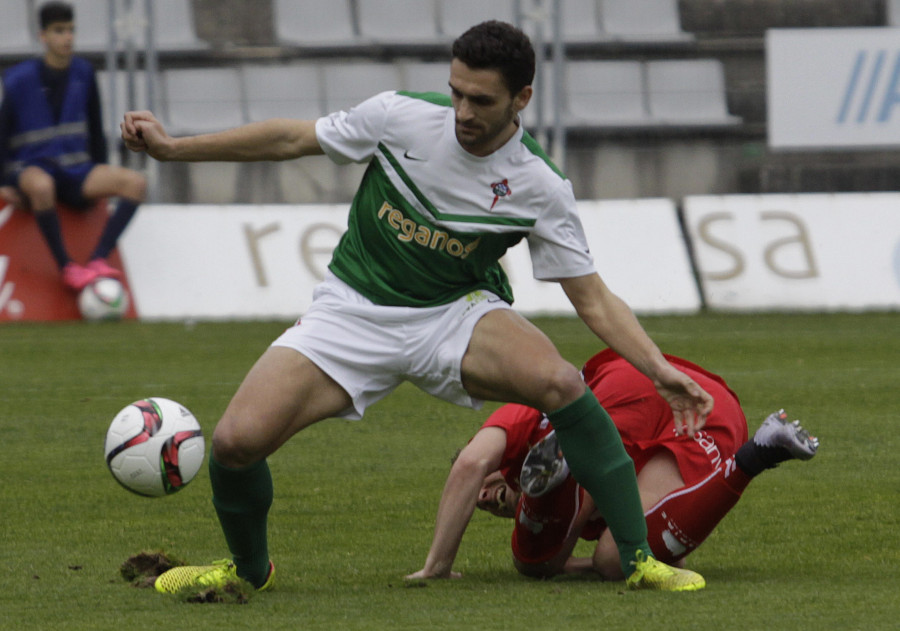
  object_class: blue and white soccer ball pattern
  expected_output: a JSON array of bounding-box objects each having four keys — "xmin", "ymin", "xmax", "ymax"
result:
[{"xmin": 104, "ymin": 397, "xmax": 205, "ymax": 497}]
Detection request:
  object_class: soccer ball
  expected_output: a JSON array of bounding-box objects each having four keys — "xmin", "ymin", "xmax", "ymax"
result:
[
  {"xmin": 78, "ymin": 277, "xmax": 129, "ymax": 321},
  {"xmin": 104, "ymin": 397, "xmax": 205, "ymax": 497}
]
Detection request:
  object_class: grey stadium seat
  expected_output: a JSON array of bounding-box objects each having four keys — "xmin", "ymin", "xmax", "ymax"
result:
[
  {"xmin": 560, "ymin": 0, "xmax": 604, "ymax": 44},
  {"xmin": 400, "ymin": 61, "xmax": 450, "ymax": 95},
  {"xmin": 67, "ymin": 0, "xmax": 207, "ymax": 53},
  {"xmin": 243, "ymin": 62, "xmax": 324, "ymax": 122},
  {"xmin": 147, "ymin": 0, "xmax": 209, "ymax": 51},
  {"xmin": 161, "ymin": 67, "xmax": 246, "ymax": 134},
  {"xmin": 439, "ymin": 0, "xmax": 516, "ymax": 38},
  {"xmin": 561, "ymin": 60, "xmax": 649, "ymax": 127},
  {"xmin": 599, "ymin": 0, "xmax": 692, "ymax": 42},
  {"xmin": 96, "ymin": 69, "xmax": 152, "ymax": 137},
  {"xmin": 356, "ymin": 0, "xmax": 439, "ymax": 44},
  {"xmin": 0, "ymin": 0, "xmax": 39, "ymax": 54},
  {"xmin": 273, "ymin": 0, "xmax": 358, "ymax": 47},
  {"xmin": 68, "ymin": 0, "xmax": 114, "ymax": 53},
  {"xmin": 645, "ymin": 59, "xmax": 741, "ymax": 126},
  {"xmin": 321, "ymin": 61, "xmax": 402, "ymax": 113}
]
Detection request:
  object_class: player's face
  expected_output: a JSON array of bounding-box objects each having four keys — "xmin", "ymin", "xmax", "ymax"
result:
[
  {"xmin": 449, "ymin": 59, "xmax": 532, "ymax": 157},
  {"xmin": 476, "ymin": 471, "xmax": 521, "ymax": 518},
  {"xmin": 41, "ymin": 21, "xmax": 76, "ymax": 67}
]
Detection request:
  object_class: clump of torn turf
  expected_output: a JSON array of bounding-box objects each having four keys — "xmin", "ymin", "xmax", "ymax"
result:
[
  {"xmin": 178, "ymin": 580, "xmax": 254, "ymax": 604},
  {"xmin": 120, "ymin": 551, "xmax": 185, "ymax": 588},
  {"xmin": 119, "ymin": 551, "xmax": 254, "ymax": 604}
]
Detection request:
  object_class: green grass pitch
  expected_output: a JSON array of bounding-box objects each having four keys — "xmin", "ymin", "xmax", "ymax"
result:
[{"xmin": 1, "ymin": 312, "xmax": 897, "ymax": 630}]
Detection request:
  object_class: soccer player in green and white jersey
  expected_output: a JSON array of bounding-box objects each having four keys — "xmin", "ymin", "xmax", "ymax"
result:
[{"xmin": 123, "ymin": 21, "xmax": 712, "ymax": 594}]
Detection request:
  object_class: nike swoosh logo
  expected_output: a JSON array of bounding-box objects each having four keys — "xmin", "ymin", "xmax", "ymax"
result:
[{"xmin": 404, "ymin": 150, "xmax": 427, "ymax": 161}]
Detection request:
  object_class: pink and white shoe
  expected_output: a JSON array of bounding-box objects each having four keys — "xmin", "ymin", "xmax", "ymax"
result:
[
  {"xmin": 86, "ymin": 258, "xmax": 123, "ymax": 280},
  {"xmin": 61, "ymin": 262, "xmax": 100, "ymax": 291}
]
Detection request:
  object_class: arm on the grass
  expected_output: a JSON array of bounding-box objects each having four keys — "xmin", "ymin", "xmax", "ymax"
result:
[
  {"xmin": 407, "ymin": 427, "xmax": 507, "ymax": 579},
  {"xmin": 513, "ymin": 490, "xmax": 600, "ymax": 578}
]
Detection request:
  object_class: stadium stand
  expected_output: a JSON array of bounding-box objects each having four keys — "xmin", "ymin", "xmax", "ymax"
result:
[
  {"xmin": 645, "ymin": 59, "xmax": 741, "ymax": 126},
  {"xmin": 243, "ymin": 62, "xmax": 324, "ymax": 121},
  {"xmin": 0, "ymin": 0, "xmax": 207, "ymax": 55},
  {"xmin": 439, "ymin": 0, "xmax": 517, "ymax": 38},
  {"xmin": 272, "ymin": 0, "xmax": 358, "ymax": 47},
  {"xmin": 320, "ymin": 61, "xmax": 401, "ymax": 113},
  {"xmin": 3, "ymin": 0, "xmax": 897, "ymax": 202},
  {"xmin": 146, "ymin": 0, "xmax": 209, "ymax": 52},
  {"xmin": 560, "ymin": 60, "xmax": 648, "ymax": 127},
  {"xmin": 599, "ymin": 0, "xmax": 693, "ymax": 42},
  {"xmin": 96, "ymin": 69, "xmax": 152, "ymax": 136},
  {"xmin": 161, "ymin": 67, "xmax": 245, "ymax": 134},
  {"xmin": 67, "ymin": 0, "xmax": 116, "ymax": 53},
  {"xmin": 399, "ymin": 61, "xmax": 451, "ymax": 95},
  {"xmin": 559, "ymin": 0, "xmax": 605, "ymax": 44},
  {"xmin": 356, "ymin": 0, "xmax": 440, "ymax": 45},
  {"xmin": 0, "ymin": 0, "xmax": 39, "ymax": 55}
]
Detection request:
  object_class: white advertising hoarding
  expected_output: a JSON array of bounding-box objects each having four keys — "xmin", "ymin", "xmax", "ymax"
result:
[
  {"xmin": 120, "ymin": 200, "xmax": 700, "ymax": 320},
  {"xmin": 683, "ymin": 193, "xmax": 900, "ymax": 310},
  {"xmin": 121, "ymin": 205, "xmax": 343, "ymax": 319},
  {"xmin": 767, "ymin": 28, "xmax": 900, "ymax": 149},
  {"xmin": 508, "ymin": 198, "xmax": 700, "ymax": 315}
]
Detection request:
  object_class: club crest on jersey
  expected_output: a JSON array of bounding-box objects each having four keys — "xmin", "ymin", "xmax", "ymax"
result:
[{"xmin": 490, "ymin": 179, "xmax": 511, "ymax": 210}]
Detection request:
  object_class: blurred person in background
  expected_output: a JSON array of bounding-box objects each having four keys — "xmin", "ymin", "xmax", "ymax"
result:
[{"xmin": 0, "ymin": 1, "xmax": 146, "ymax": 291}]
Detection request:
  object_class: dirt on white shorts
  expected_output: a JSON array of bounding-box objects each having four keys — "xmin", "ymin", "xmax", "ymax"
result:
[{"xmin": 271, "ymin": 272, "xmax": 512, "ymax": 419}]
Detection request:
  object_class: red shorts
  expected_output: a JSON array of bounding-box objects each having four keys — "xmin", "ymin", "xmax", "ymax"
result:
[{"xmin": 484, "ymin": 350, "xmax": 748, "ymax": 565}]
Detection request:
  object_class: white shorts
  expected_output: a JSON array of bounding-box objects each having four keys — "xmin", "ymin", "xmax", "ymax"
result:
[{"xmin": 271, "ymin": 272, "xmax": 512, "ymax": 419}]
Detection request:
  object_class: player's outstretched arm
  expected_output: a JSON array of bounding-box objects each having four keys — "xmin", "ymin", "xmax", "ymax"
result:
[
  {"xmin": 121, "ymin": 111, "xmax": 324, "ymax": 163},
  {"xmin": 559, "ymin": 273, "xmax": 713, "ymax": 436},
  {"xmin": 407, "ymin": 427, "xmax": 507, "ymax": 580}
]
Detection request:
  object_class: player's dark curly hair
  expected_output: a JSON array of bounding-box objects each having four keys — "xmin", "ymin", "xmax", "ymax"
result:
[
  {"xmin": 452, "ymin": 20, "xmax": 535, "ymax": 96},
  {"xmin": 39, "ymin": 1, "xmax": 74, "ymax": 30}
]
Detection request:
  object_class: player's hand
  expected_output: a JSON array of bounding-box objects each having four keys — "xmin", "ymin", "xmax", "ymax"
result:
[
  {"xmin": 121, "ymin": 110, "xmax": 171, "ymax": 159},
  {"xmin": 0, "ymin": 186, "xmax": 22, "ymax": 208},
  {"xmin": 653, "ymin": 366, "xmax": 713, "ymax": 437},
  {"xmin": 405, "ymin": 568, "xmax": 462, "ymax": 580}
]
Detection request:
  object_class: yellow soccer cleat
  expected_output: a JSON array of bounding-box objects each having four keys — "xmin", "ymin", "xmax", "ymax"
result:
[
  {"xmin": 625, "ymin": 550, "xmax": 706, "ymax": 592},
  {"xmin": 154, "ymin": 559, "xmax": 236, "ymax": 593},
  {"xmin": 258, "ymin": 561, "xmax": 275, "ymax": 591},
  {"xmin": 154, "ymin": 559, "xmax": 275, "ymax": 593}
]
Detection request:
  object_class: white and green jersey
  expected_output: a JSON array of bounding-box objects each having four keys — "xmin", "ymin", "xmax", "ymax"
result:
[{"xmin": 315, "ymin": 90, "xmax": 595, "ymax": 307}]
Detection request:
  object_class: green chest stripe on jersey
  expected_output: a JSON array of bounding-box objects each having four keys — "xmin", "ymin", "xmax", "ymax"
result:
[
  {"xmin": 520, "ymin": 131, "xmax": 566, "ymax": 179},
  {"xmin": 377, "ymin": 142, "xmax": 537, "ymax": 228},
  {"xmin": 328, "ymin": 158, "xmax": 522, "ymax": 307}
]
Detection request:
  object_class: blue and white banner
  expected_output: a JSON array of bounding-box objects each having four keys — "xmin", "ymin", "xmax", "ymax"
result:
[
  {"xmin": 767, "ymin": 28, "xmax": 900, "ymax": 149},
  {"xmin": 683, "ymin": 193, "xmax": 900, "ymax": 311}
]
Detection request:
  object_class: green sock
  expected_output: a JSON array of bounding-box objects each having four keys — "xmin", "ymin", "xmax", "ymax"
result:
[
  {"xmin": 547, "ymin": 388, "xmax": 652, "ymax": 577},
  {"xmin": 209, "ymin": 455, "xmax": 273, "ymax": 587}
]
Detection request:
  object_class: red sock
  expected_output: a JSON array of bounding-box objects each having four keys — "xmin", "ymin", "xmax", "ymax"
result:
[
  {"xmin": 643, "ymin": 458, "xmax": 752, "ymax": 563},
  {"xmin": 511, "ymin": 476, "xmax": 582, "ymax": 565}
]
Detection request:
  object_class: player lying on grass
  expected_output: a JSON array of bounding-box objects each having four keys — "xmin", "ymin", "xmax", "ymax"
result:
[
  {"xmin": 409, "ymin": 349, "xmax": 818, "ymax": 581},
  {"xmin": 123, "ymin": 20, "xmax": 713, "ymax": 594}
]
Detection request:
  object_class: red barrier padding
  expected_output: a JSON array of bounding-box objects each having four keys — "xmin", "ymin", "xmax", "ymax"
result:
[{"xmin": 0, "ymin": 202, "xmax": 136, "ymax": 321}]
